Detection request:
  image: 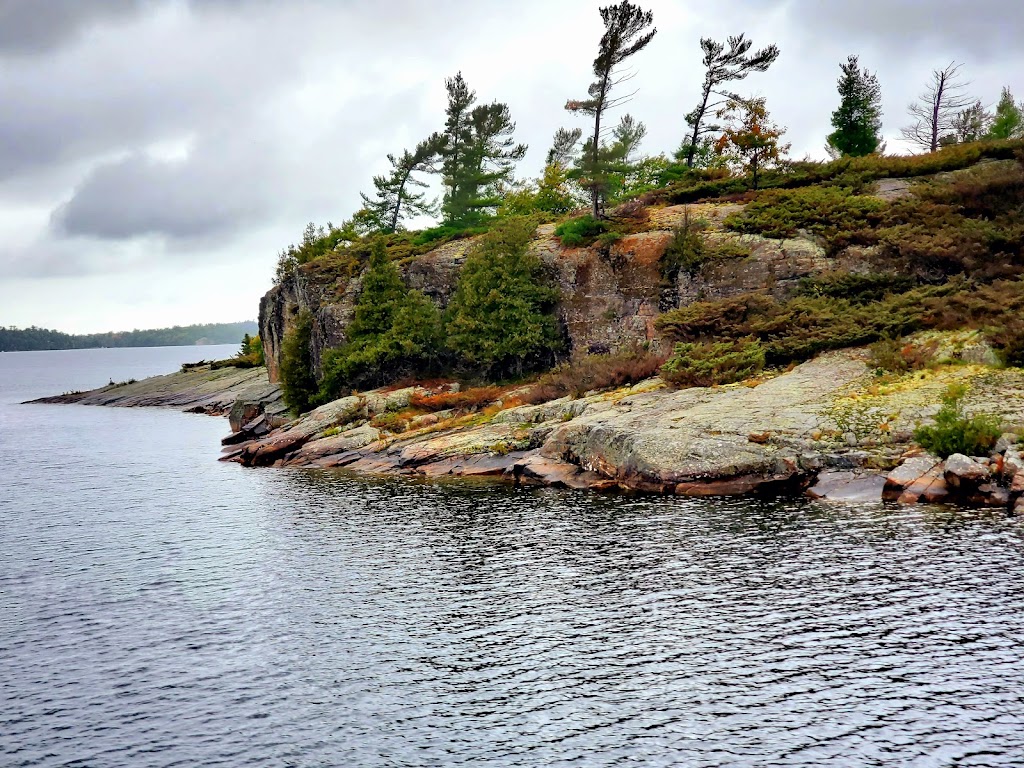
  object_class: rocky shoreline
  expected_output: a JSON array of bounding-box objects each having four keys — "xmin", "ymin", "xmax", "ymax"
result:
[
  {"xmin": 222, "ymin": 344, "xmax": 1023, "ymax": 511},
  {"xmin": 27, "ymin": 346, "xmax": 1024, "ymax": 512},
  {"xmin": 26, "ymin": 364, "xmax": 286, "ymax": 425}
]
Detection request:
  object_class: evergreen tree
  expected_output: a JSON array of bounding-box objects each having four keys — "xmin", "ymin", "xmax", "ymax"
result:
[
  {"xmin": 826, "ymin": 55, "xmax": 883, "ymax": 157},
  {"xmin": 681, "ymin": 34, "xmax": 780, "ymax": 168},
  {"xmin": 951, "ymin": 100, "xmax": 991, "ymax": 144},
  {"xmin": 446, "ymin": 217, "xmax": 563, "ymax": 378},
  {"xmin": 438, "ymin": 73, "xmax": 527, "ymax": 225},
  {"xmin": 359, "ymin": 135, "xmax": 443, "ymax": 233},
  {"xmin": 318, "ymin": 241, "xmax": 443, "ymax": 397},
  {"xmin": 565, "ymin": 1, "xmax": 656, "ymax": 218},
  {"xmin": 573, "ymin": 113, "xmax": 649, "ymax": 204},
  {"xmin": 440, "ymin": 71, "xmax": 476, "ymax": 207},
  {"xmin": 546, "ymin": 127, "xmax": 583, "ymax": 165},
  {"xmin": 280, "ymin": 310, "xmax": 316, "ymax": 414},
  {"xmin": 986, "ymin": 87, "xmax": 1024, "ymax": 140}
]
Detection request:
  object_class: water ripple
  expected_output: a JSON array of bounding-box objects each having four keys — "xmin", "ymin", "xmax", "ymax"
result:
[{"xmin": 3, "ymin": 350, "xmax": 1024, "ymax": 766}]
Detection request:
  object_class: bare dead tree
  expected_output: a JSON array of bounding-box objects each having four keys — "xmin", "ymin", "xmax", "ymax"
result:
[{"xmin": 901, "ymin": 62, "xmax": 973, "ymax": 152}]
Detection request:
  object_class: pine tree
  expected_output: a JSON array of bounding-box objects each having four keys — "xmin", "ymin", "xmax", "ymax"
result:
[
  {"xmin": 446, "ymin": 217, "xmax": 563, "ymax": 378},
  {"xmin": 280, "ymin": 310, "xmax": 316, "ymax": 414},
  {"xmin": 359, "ymin": 135, "xmax": 443, "ymax": 233},
  {"xmin": 986, "ymin": 87, "xmax": 1024, "ymax": 140},
  {"xmin": 546, "ymin": 127, "xmax": 583, "ymax": 166},
  {"xmin": 826, "ymin": 55, "xmax": 883, "ymax": 157},
  {"xmin": 951, "ymin": 100, "xmax": 991, "ymax": 144},
  {"xmin": 681, "ymin": 34, "xmax": 780, "ymax": 168},
  {"xmin": 565, "ymin": 1, "xmax": 656, "ymax": 218},
  {"xmin": 573, "ymin": 113, "xmax": 648, "ymax": 203},
  {"xmin": 437, "ymin": 73, "xmax": 526, "ymax": 225}
]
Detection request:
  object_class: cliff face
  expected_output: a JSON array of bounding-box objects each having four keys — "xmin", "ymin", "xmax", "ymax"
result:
[{"xmin": 258, "ymin": 202, "xmax": 869, "ymax": 383}]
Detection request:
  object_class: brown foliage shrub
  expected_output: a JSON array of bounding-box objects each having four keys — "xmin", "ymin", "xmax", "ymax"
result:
[
  {"xmin": 408, "ymin": 386, "xmax": 510, "ymax": 413},
  {"xmin": 868, "ymin": 336, "xmax": 938, "ymax": 373},
  {"xmin": 520, "ymin": 346, "xmax": 668, "ymax": 403}
]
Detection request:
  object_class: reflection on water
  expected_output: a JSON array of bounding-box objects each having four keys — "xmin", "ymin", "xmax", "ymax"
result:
[{"xmin": 2, "ymin": 349, "xmax": 1024, "ymax": 766}]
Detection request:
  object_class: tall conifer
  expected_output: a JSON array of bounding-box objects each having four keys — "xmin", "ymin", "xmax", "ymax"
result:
[{"xmin": 826, "ymin": 55, "xmax": 883, "ymax": 157}]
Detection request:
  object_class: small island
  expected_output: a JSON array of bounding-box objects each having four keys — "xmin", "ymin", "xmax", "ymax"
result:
[{"xmin": 31, "ymin": 5, "xmax": 1024, "ymax": 512}]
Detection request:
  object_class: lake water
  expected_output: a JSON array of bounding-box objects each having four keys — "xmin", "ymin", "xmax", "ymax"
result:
[{"xmin": 2, "ymin": 347, "xmax": 1024, "ymax": 767}]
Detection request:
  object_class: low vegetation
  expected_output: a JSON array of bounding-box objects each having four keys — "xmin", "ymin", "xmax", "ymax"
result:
[
  {"xmin": 913, "ymin": 384, "xmax": 1002, "ymax": 459},
  {"xmin": 521, "ymin": 345, "xmax": 667, "ymax": 402},
  {"xmin": 656, "ymin": 278, "xmax": 1024, "ymax": 372},
  {"xmin": 660, "ymin": 340, "xmax": 765, "ymax": 387}
]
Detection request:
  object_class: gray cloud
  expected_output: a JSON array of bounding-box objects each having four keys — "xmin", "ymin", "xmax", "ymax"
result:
[
  {"xmin": 52, "ymin": 152, "xmax": 265, "ymax": 240},
  {"xmin": 2, "ymin": 0, "xmax": 1024, "ymax": 332},
  {"xmin": 779, "ymin": 0, "xmax": 1023, "ymax": 59},
  {"xmin": 0, "ymin": 0, "xmax": 142, "ymax": 55}
]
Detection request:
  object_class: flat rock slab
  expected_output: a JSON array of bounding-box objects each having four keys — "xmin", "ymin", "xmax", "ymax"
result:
[
  {"xmin": 29, "ymin": 365, "xmax": 279, "ymax": 416},
  {"xmin": 808, "ymin": 472, "xmax": 887, "ymax": 503}
]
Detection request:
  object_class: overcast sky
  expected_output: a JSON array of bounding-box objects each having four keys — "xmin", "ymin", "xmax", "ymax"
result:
[{"xmin": 1, "ymin": 0, "xmax": 1021, "ymax": 333}]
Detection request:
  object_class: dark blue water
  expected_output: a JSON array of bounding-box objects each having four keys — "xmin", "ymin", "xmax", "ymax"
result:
[{"xmin": 2, "ymin": 348, "xmax": 1024, "ymax": 767}]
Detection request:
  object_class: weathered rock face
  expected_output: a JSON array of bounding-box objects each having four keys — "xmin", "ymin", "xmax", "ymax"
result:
[
  {"xmin": 224, "ymin": 350, "xmax": 880, "ymax": 495},
  {"xmin": 259, "ymin": 203, "xmax": 863, "ymax": 383}
]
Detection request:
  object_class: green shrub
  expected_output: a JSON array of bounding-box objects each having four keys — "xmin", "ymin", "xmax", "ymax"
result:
[
  {"xmin": 662, "ymin": 214, "xmax": 709, "ymax": 277},
  {"xmin": 318, "ymin": 241, "xmax": 444, "ymax": 401},
  {"xmin": 655, "ymin": 283, "xmax": 961, "ymax": 366},
  {"xmin": 913, "ymin": 384, "xmax": 1001, "ymax": 458},
  {"xmin": 412, "ymin": 223, "xmax": 490, "ymax": 247},
  {"xmin": 724, "ymin": 185, "xmax": 887, "ymax": 241},
  {"xmin": 867, "ymin": 336, "xmax": 937, "ymax": 374},
  {"xmin": 988, "ymin": 315, "xmax": 1024, "ymax": 367},
  {"xmin": 554, "ymin": 215, "xmax": 615, "ymax": 246},
  {"xmin": 796, "ymin": 272, "xmax": 914, "ymax": 304},
  {"xmin": 650, "ymin": 139, "xmax": 1024, "ymax": 207},
  {"xmin": 661, "ymin": 340, "xmax": 765, "ymax": 387},
  {"xmin": 446, "ymin": 217, "xmax": 564, "ymax": 378},
  {"xmin": 280, "ymin": 310, "xmax": 317, "ymax": 414}
]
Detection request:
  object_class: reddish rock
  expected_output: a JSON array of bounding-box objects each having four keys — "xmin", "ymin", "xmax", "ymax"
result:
[
  {"xmin": 919, "ymin": 477, "xmax": 951, "ymax": 504},
  {"xmin": 883, "ymin": 456, "xmax": 941, "ymax": 501},
  {"xmin": 970, "ymin": 484, "xmax": 1011, "ymax": 508},
  {"xmin": 675, "ymin": 476, "xmax": 769, "ymax": 497}
]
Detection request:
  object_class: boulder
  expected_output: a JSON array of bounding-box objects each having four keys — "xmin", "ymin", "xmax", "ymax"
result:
[
  {"xmin": 1004, "ymin": 450, "xmax": 1024, "ymax": 480},
  {"xmin": 971, "ymin": 484, "xmax": 1011, "ymax": 508},
  {"xmin": 943, "ymin": 453, "xmax": 990, "ymax": 488},
  {"xmin": 883, "ymin": 456, "xmax": 941, "ymax": 501},
  {"xmin": 995, "ymin": 433, "xmax": 1018, "ymax": 455},
  {"xmin": 919, "ymin": 477, "xmax": 951, "ymax": 504}
]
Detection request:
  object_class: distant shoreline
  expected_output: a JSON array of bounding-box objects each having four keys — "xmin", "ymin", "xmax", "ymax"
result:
[{"xmin": 0, "ymin": 321, "xmax": 257, "ymax": 352}]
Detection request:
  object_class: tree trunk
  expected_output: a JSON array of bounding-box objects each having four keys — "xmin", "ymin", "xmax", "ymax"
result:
[
  {"xmin": 931, "ymin": 71, "xmax": 946, "ymax": 152},
  {"xmin": 686, "ymin": 79, "xmax": 713, "ymax": 168},
  {"xmin": 390, "ymin": 173, "xmax": 409, "ymax": 233}
]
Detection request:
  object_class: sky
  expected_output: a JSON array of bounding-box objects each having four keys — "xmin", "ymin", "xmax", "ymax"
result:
[{"xmin": 1, "ymin": 0, "xmax": 1021, "ymax": 334}]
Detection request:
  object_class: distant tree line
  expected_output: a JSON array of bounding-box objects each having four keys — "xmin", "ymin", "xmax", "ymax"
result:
[{"xmin": 0, "ymin": 321, "xmax": 258, "ymax": 352}]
